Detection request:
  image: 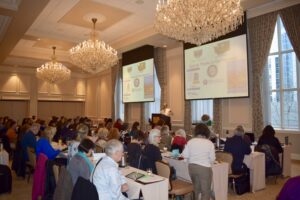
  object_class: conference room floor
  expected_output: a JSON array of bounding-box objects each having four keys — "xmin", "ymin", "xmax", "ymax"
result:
[{"xmin": 1, "ymin": 160, "xmax": 300, "ymax": 200}]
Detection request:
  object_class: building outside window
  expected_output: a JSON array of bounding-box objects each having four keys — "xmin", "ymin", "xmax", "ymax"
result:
[{"xmin": 265, "ymin": 16, "xmax": 300, "ymax": 130}]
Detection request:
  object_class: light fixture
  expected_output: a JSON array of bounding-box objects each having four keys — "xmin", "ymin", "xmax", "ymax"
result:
[
  {"xmin": 36, "ymin": 46, "xmax": 71, "ymax": 84},
  {"xmin": 154, "ymin": 0, "xmax": 244, "ymax": 45},
  {"xmin": 69, "ymin": 18, "xmax": 118, "ymax": 74}
]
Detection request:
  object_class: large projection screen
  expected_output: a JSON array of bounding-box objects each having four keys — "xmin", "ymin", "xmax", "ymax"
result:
[
  {"xmin": 184, "ymin": 34, "xmax": 249, "ymax": 100},
  {"xmin": 122, "ymin": 58, "xmax": 154, "ymax": 103}
]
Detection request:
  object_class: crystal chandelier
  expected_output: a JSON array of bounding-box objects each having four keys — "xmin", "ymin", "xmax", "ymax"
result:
[
  {"xmin": 154, "ymin": 0, "xmax": 244, "ymax": 45},
  {"xmin": 36, "ymin": 46, "xmax": 71, "ymax": 84},
  {"xmin": 69, "ymin": 18, "xmax": 118, "ymax": 74}
]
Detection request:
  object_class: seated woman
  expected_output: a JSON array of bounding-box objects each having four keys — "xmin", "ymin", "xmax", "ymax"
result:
[
  {"xmin": 36, "ymin": 126, "xmax": 61, "ymax": 160},
  {"xmin": 159, "ymin": 125, "xmax": 172, "ymax": 151},
  {"xmin": 171, "ymin": 129, "xmax": 187, "ymax": 153},
  {"xmin": 143, "ymin": 129, "xmax": 162, "ymax": 174},
  {"xmin": 96, "ymin": 128, "xmax": 108, "ymax": 149},
  {"xmin": 128, "ymin": 121, "xmax": 140, "ymax": 137},
  {"xmin": 68, "ymin": 138, "xmax": 95, "ymax": 185},
  {"xmin": 127, "ymin": 131, "xmax": 144, "ymax": 169},
  {"xmin": 108, "ymin": 128, "xmax": 120, "ymax": 141},
  {"xmin": 258, "ymin": 125, "xmax": 283, "ymax": 155},
  {"xmin": 224, "ymin": 125, "xmax": 251, "ymax": 174}
]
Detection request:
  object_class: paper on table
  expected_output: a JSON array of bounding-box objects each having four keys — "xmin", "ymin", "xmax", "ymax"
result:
[{"xmin": 137, "ymin": 175, "xmax": 165, "ymax": 183}]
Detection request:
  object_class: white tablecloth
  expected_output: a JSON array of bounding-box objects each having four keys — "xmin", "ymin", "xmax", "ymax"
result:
[
  {"xmin": 0, "ymin": 150, "xmax": 9, "ymax": 166},
  {"xmin": 120, "ymin": 167, "xmax": 168, "ymax": 200},
  {"xmin": 243, "ymin": 152, "xmax": 265, "ymax": 192},
  {"xmin": 280, "ymin": 145, "xmax": 291, "ymax": 177},
  {"xmin": 162, "ymin": 153, "xmax": 229, "ymax": 200}
]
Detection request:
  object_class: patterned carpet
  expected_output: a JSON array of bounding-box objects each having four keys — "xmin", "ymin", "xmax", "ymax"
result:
[{"xmin": 1, "ymin": 160, "xmax": 299, "ymax": 200}]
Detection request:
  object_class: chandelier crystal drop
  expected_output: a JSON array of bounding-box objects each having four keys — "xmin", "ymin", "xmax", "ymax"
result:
[
  {"xmin": 69, "ymin": 18, "xmax": 118, "ymax": 74},
  {"xmin": 36, "ymin": 46, "xmax": 71, "ymax": 84},
  {"xmin": 154, "ymin": 0, "xmax": 244, "ymax": 45}
]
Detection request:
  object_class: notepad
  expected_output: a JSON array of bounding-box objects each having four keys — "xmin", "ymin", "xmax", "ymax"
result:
[{"xmin": 126, "ymin": 172, "xmax": 145, "ymax": 180}]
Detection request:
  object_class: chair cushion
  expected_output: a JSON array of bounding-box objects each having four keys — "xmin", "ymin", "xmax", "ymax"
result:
[{"xmin": 170, "ymin": 179, "xmax": 194, "ymax": 195}]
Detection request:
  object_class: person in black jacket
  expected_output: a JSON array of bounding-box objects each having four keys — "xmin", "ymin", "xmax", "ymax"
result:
[
  {"xmin": 127, "ymin": 130, "xmax": 144, "ymax": 169},
  {"xmin": 143, "ymin": 129, "xmax": 162, "ymax": 174},
  {"xmin": 224, "ymin": 125, "xmax": 251, "ymax": 174},
  {"xmin": 258, "ymin": 125, "xmax": 283, "ymax": 155}
]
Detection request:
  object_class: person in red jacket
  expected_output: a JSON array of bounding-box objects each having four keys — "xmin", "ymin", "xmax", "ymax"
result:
[{"xmin": 171, "ymin": 129, "xmax": 187, "ymax": 153}]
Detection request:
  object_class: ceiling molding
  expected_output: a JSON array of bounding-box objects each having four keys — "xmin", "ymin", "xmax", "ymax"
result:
[
  {"xmin": 0, "ymin": 0, "xmax": 22, "ymax": 11},
  {"xmin": 246, "ymin": 0, "xmax": 300, "ymax": 18},
  {"xmin": 0, "ymin": 15, "xmax": 11, "ymax": 43},
  {"xmin": 0, "ymin": 0, "xmax": 49, "ymax": 63}
]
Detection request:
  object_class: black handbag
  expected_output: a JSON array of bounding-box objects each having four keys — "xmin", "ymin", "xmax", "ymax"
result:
[{"xmin": 233, "ymin": 173, "xmax": 250, "ymax": 195}]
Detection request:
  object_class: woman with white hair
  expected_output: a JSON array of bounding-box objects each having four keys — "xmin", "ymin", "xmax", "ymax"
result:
[
  {"xmin": 159, "ymin": 125, "xmax": 172, "ymax": 151},
  {"xmin": 91, "ymin": 139, "xmax": 129, "ymax": 200},
  {"xmin": 171, "ymin": 129, "xmax": 187, "ymax": 153},
  {"xmin": 143, "ymin": 129, "xmax": 162, "ymax": 174},
  {"xmin": 96, "ymin": 128, "xmax": 109, "ymax": 149}
]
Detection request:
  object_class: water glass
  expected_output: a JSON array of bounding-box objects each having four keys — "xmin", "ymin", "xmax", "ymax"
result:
[{"xmin": 146, "ymin": 168, "xmax": 152, "ymax": 176}]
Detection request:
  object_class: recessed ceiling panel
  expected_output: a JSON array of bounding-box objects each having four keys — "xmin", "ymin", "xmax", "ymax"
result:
[{"xmin": 59, "ymin": 0, "xmax": 132, "ymax": 31}]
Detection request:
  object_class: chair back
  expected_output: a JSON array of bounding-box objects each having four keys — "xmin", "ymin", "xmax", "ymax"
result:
[
  {"xmin": 155, "ymin": 161, "xmax": 171, "ymax": 190},
  {"xmin": 53, "ymin": 165, "xmax": 59, "ymax": 184},
  {"xmin": 216, "ymin": 151, "xmax": 233, "ymax": 174},
  {"xmin": 27, "ymin": 147, "xmax": 36, "ymax": 168}
]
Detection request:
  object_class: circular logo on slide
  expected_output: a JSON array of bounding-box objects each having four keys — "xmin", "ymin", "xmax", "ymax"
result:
[
  {"xmin": 207, "ymin": 65, "xmax": 218, "ymax": 77},
  {"xmin": 134, "ymin": 78, "xmax": 140, "ymax": 87}
]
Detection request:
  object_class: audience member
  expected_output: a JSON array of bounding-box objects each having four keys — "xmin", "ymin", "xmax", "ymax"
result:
[
  {"xmin": 113, "ymin": 118, "xmax": 123, "ymax": 131},
  {"xmin": 182, "ymin": 123, "xmax": 215, "ymax": 200},
  {"xmin": 21, "ymin": 123, "xmax": 40, "ymax": 161},
  {"xmin": 68, "ymin": 138, "xmax": 95, "ymax": 185},
  {"xmin": 91, "ymin": 139, "xmax": 129, "ymax": 200},
  {"xmin": 171, "ymin": 128, "xmax": 187, "ymax": 153},
  {"xmin": 224, "ymin": 125, "xmax": 251, "ymax": 174},
  {"xmin": 6, "ymin": 120, "xmax": 17, "ymax": 144},
  {"xmin": 159, "ymin": 125, "xmax": 172, "ymax": 151},
  {"xmin": 127, "ymin": 131, "xmax": 144, "ymax": 169},
  {"xmin": 129, "ymin": 121, "xmax": 140, "ymax": 137},
  {"xmin": 108, "ymin": 128, "xmax": 120, "ymax": 140},
  {"xmin": 143, "ymin": 129, "xmax": 162, "ymax": 174},
  {"xmin": 258, "ymin": 125, "xmax": 283, "ymax": 154},
  {"xmin": 96, "ymin": 128, "xmax": 109, "ymax": 149},
  {"xmin": 36, "ymin": 127, "xmax": 61, "ymax": 160}
]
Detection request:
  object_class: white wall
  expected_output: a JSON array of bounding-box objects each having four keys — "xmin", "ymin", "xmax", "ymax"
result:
[
  {"xmin": 85, "ymin": 69, "xmax": 112, "ymax": 121},
  {"xmin": 0, "ymin": 68, "xmax": 86, "ymax": 120}
]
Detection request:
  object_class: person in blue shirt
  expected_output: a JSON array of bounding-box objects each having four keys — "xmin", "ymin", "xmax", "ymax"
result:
[
  {"xmin": 21, "ymin": 123, "xmax": 40, "ymax": 161},
  {"xmin": 36, "ymin": 126, "xmax": 61, "ymax": 160},
  {"xmin": 224, "ymin": 125, "xmax": 251, "ymax": 174}
]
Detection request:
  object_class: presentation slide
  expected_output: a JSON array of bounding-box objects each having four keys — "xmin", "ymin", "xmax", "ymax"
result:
[
  {"xmin": 185, "ymin": 34, "xmax": 248, "ymax": 100},
  {"xmin": 123, "ymin": 58, "xmax": 154, "ymax": 103}
]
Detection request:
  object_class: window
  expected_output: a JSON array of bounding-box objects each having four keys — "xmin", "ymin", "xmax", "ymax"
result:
[
  {"xmin": 115, "ymin": 75, "xmax": 124, "ymax": 120},
  {"xmin": 191, "ymin": 99, "xmax": 213, "ymax": 124},
  {"xmin": 145, "ymin": 67, "xmax": 161, "ymax": 121},
  {"xmin": 265, "ymin": 16, "xmax": 300, "ymax": 130}
]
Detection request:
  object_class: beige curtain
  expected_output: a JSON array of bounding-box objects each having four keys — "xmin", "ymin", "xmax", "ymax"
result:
[
  {"xmin": 154, "ymin": 47, "xmax": 167, "ymax": 108},
  {"xmin": 184, "ymin": 100, "xmax": 192, "ymax": 134},
  {"xmin": 279, "ymin": 4, "xmax": 300, "ymax": 60},
  {"xmin": 212, "ymin": 99, "xmax": 222, "ymax": 135},
  {"xmin": 248, "ymin": 12, "xmax": 278, "ymax": 137},
  {"xmin": 111, "ymin": 62, "xmax": 121, "ymax": 121}
]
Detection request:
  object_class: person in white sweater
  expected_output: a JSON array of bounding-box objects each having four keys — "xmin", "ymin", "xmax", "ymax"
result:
[{"xmin": 182, "ymin": 123, "xmax": 215, "ymax": 200}]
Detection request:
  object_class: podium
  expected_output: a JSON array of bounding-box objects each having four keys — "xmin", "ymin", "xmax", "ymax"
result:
[{"xmin": 151, "ymin": 113, "xmax": 171, "ymax": 130}]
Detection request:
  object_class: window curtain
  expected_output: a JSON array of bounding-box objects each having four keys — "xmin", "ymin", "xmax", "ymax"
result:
[
  {"xmin": 279, "ymin": 4, "xmax": 300, "ymax": 61},
  {"xmin": 248, "ymin": 11, "xmax": 278, "ymax": 137},
  {"xmin": 154, "ymin": 47, "xmax": 167, "ymax": 108},
  {"xmin": 111, "ymin": 61, "xmax": 121, "ymax": 121},
  {"xmin": 212, "ymin": 99, "xmax": 222, "ymax": 135}
]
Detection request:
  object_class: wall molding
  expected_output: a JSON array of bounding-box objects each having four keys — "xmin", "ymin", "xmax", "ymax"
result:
[{"xmin": 291, "ymin": 153, "xmax": 300, "ymax": 161}]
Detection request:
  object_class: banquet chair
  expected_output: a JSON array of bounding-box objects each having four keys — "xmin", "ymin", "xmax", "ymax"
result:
[
  {"xmin": 215, "ymin": 151, "xmax": 245, "ymax": 194},
  {"xmin": 26, "ymin": 147, "xmax": 36, "ymax": 183},
  {"xmin": 155, "ymin": 161, "xmax": 194, "ymax": 200}
]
